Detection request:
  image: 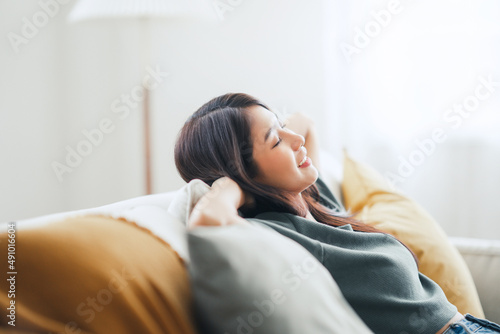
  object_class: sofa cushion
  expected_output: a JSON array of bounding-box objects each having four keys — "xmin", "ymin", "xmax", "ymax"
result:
[
  {"xmin": 450, "ymin": 237, "xmax": 500, "ymax": 323},
  {"xmin": 0, "ymin": 215, "xmax": 196, "ymax": 334},
  {"xmin": 341, "ymin": 152, "xmax": 484, "ymax": 317},
  {"xmin": 187, "ymin": 222, "xmax": 373, "ymax": 334}
]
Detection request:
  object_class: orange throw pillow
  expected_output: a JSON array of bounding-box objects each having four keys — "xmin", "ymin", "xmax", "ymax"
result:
[{"xmin": 0, "ymin": 215, "xmax": 196, "ymax": 334}]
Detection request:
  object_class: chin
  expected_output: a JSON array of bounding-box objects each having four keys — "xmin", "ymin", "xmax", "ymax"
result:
[
  {"xmin": 298, "ymin": 171, "xmax": 319, "ymax": 193},
  {"xmin": 306, "ymin": 165, "xmax": 319, "ymax": 182}
]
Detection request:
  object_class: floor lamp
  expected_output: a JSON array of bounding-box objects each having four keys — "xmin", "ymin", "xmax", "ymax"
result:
[{"xmin": 68, "ymin": 0, "xmax": 216, "ymax": 194}]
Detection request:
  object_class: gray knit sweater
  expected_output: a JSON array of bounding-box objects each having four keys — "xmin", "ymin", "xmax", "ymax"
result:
[{"xmin": 245, "ymin": 177, "xmax": 457, "ymax": 334}]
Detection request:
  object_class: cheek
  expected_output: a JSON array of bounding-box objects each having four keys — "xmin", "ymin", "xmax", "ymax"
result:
[
  {"xmin": 253, "ymin": 147, "xmax": 298, "ymax": 181},
  {"xmin": 262, "ymin": 152, "xmax": 295, "ymax": 176},
  {"xmin": 258, "ymin": 156, "xmax": 278, "ymax": 177}
]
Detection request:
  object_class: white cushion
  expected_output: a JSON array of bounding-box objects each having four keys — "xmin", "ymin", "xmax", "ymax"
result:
[{"xmin": 450, "ymin": 237, "xmax": 500, "ymax": 323}]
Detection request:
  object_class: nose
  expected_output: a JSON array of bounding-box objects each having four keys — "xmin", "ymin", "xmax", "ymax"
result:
[{"xmin": 290, "ymin": 132, "xmax": 305, "ymax": 151}]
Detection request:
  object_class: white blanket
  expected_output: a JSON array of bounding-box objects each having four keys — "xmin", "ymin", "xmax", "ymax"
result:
[{"xmin": 1, "ymin": 179, "xmax": 211, "ymax": 264}]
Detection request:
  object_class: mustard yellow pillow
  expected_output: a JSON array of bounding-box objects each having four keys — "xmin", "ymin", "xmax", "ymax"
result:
[
  {"xmin": 341, "ymin": 152, "xmax": 484, "ymax": 317},
  {"xmin": 0, "ymin": 215, "xmax": 197, "ymax": 334}
]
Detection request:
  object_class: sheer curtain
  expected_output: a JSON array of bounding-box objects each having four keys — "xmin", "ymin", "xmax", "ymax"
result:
[{"xmin": 323, "ymin": 0, "xmax": 500, "ymax": 239}]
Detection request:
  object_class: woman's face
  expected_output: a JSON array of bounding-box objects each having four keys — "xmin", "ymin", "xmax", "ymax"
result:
[{"xmin": 248, "ymin": 105, "xmax": 318, "ymax": 194}]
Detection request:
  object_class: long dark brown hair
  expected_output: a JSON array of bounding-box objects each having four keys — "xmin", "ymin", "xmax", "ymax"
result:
[{"xmin": 174, "ymin": 92, "xmax": 382, "ymax": 234}]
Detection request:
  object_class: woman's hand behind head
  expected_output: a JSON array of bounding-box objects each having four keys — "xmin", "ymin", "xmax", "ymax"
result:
[{"xmin": 188, "ymin": 177, "xmax": 250, "ymax": 230}]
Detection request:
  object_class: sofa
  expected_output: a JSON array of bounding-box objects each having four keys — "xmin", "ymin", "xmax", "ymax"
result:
[{"xmin": 1, "ymin": 152, "xmax": 499, "ymax": 333}]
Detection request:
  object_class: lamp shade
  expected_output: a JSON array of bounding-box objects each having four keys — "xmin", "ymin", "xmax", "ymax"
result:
[{"xmin": 68, "ymin": 0, "xmax": 218, "ymax": 22}]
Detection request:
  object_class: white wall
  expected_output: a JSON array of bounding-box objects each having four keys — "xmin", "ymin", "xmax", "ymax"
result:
[
  {"xmin": 0, "ymin": 0, "xmax": 329, "ymax": 221},
  {"xmin": 1, "ymin": 1, "xmax": 67, "ymax": 221}
]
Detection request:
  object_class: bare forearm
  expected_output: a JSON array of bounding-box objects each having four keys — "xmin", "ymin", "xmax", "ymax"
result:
[
  {"xmin": 210, "ymin": 177, "xmax": 246, "ymax": 209},
  {"xmin": 188, "ymin": 177, "xmax": 248, "ymax": 229}
]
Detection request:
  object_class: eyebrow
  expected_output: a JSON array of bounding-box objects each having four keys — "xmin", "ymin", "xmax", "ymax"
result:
[
  {"xmin": 263, "ymin": 116, "xmax": 282, "ymax": 143},
  {"xmin": 264, "ymin": 127, "xmax": 273, "ymax": 143}
]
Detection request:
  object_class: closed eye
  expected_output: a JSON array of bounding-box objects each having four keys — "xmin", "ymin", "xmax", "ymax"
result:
[
  {"xmin": 271, "ymin": 121, "xmax": 286, "ymax": 148},
  {"xmin": 272, "ymin": 138, "xmax": 282, "ymax": 148}
]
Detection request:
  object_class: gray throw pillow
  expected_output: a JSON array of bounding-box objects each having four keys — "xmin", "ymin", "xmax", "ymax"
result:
[{"xmin": 187, "ymin": 221, "xmax": 373, "ymax": 334}]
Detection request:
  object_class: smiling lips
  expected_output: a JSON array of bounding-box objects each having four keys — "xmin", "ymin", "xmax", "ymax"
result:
[
  {"xmin": 297, "ymin": 146, "xmax": 311, "ymax": 168},
  {"xmin": 298, "ymin": 156, "xmax": 311, "ymax": 168}
]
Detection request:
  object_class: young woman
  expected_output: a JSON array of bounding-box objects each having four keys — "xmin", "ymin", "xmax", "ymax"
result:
[{"xmin": 174, "ymin": 93, "xmax": 500, "ymax": 334}]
